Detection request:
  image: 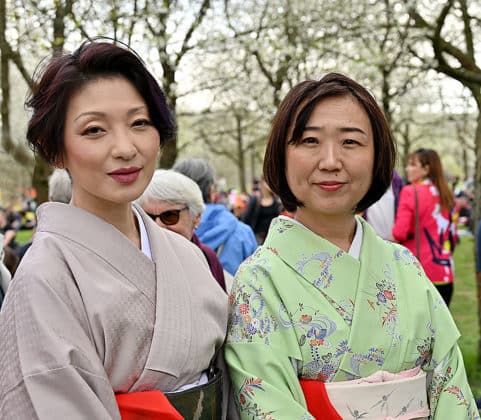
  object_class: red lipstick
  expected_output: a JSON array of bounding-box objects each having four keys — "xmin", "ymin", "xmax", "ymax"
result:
[
  {"xmin": 317, "ymin": 181, "xmax": 345, "ymax": 192},
  {"xmin": 108, "ymin": 166, "xmax": 141, "ymax": 184}
]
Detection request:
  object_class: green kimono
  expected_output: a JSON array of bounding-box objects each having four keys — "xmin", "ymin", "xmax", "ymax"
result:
[{"xmin": 225, "ymin": 216, "xmax": 478, "ymax": 419}]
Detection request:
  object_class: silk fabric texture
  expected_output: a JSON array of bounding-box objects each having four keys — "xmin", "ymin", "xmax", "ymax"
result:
[
  {"xmin": 0, "ymin": 202, "xmax": 228, "ymax": 419},
  {"xmin": 225, "ymin": 216, "xmax": 478, "ymax": 419}
]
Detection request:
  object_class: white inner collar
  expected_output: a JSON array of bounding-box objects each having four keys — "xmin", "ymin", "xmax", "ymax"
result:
[
  {"xmin": 132, "ymin": 206, "xmax": 152, "ymax": 260},
  {"xmin": 279, "ymin": 215, "xmax": 363, "ymax": 260}
]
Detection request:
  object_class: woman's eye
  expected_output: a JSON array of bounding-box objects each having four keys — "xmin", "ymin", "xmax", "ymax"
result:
[
  {"xmin": 132, "ymin": 119, "xmax": 152, "ymax": 127},
  {"xmin": 301, "ymin": 137, "xmax": 318, "ymax": 145},
  {"xmin": 343, "ymin": 139, "xmax": 360, "ymax": 146},
  {"xmin": 81, "ymin": 126, "xmax": 104, "ymax": 136}
]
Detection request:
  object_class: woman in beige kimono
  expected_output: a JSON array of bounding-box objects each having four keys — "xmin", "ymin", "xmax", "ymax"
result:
[{"xmin": 0, "ymin": 40, "xmax": 230, "ymax": 419}]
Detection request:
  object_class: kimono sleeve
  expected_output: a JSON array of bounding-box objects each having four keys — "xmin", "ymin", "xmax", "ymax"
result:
[
  {"xmin": 392, "ymin": 186, "xmax": 415, "ymax": 242},
  {"xmin": 225, "ymin": 257, "xmax": 314, "ymax": 420},
  {"xmin": 429, "ymin": 346, "xmax": 479, "ymax": 419},
  {"xmin": 424, "ymin": 286, "xmax": 479, "ymax": 419},
  {"xmin": 0, "ymin": 262, "xmax": 119, "ymax": 419}
]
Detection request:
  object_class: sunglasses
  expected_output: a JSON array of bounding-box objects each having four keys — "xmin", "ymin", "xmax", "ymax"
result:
[{"xmin": 146, "ymin": 206, "xmax": 188, "ymax": 226}]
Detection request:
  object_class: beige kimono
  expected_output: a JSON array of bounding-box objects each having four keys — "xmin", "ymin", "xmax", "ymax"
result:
[{"xmin": 0, "ymin": 202, "xmax": 228, "ymax": 419}]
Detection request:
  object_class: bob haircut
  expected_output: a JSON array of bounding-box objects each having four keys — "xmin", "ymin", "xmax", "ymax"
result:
[
  {"xmin": 408, "ymin": 148, "xmax": 454, "ymax": 210},
  {"xmin": 263, "ymin": 72, "xmax": 396, "ymax": 213},
  {"xmin": 26, "ymin": 39, "xmax": 176, "ymax": 166}
]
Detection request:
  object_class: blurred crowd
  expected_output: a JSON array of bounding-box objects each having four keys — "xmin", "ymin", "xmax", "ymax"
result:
[{"xmin": 451, "ymin": 175, "xmax": 475, "ymax": 234}]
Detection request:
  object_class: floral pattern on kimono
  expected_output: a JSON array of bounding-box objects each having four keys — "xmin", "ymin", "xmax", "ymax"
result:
[{"xmin": 225, "ymin": 216, "xmax": 478, "ymax": 419}]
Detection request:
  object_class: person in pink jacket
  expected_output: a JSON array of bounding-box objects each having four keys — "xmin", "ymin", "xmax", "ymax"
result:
[{"xmin": 392, "ymin": 148, "xmax": 457, "ymax": 305}]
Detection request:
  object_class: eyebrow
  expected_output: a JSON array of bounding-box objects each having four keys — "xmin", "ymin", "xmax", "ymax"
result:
[
  {"xmin": 303, "ymin": 126, "xmax": 368, "ymax": 136},
  {"xmin": 74, "ymin": 106, "xmax": 148, "ymax": 122}
]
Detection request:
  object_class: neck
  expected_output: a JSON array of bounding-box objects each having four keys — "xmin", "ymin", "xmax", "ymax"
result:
[
  {"xmin": 294, "ymin": 210, "xmax": 357, "ymax": 252},
  {"xmin": 70, "ymin": 197, "xmax": 140, "ymax": 247}
]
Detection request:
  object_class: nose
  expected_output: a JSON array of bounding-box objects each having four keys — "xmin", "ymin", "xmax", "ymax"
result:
[
  {"xmin": 318, "ymin": 142, "xmax": 342, "ymax": 171},
  {"xmin": 112, "ymin": 129, "xmax": 137, "ymax": 160}
]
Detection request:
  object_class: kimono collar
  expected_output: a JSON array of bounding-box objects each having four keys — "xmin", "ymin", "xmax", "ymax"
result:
[
  {"xmin": 277, "ymin": 215, "xmax": 364, "ymax": 259},
  {"xmin": 266, "ymin": 216, "xmax": 403, "ymax": 377},
  {"xmin": 35, "ymin": 202, "xmax": 156, "ymax": 298}
]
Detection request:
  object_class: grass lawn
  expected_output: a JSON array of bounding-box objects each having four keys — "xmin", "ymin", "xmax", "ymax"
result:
[
  {"xmin": 15, "ymin": 229, "xmax": 33, "ymax": 244},
  {"xmin": 451, "ymin": 234, "xmax": 481, "ymax": 396}
]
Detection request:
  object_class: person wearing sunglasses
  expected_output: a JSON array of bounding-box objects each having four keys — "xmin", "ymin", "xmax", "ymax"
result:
[
  {"xmin": 173, "ymin": 158, "xmax": 258, "ymax": 277},
  {"xmin": 136, "ymin": 169, "xmax": 227, "ymax": 292}
]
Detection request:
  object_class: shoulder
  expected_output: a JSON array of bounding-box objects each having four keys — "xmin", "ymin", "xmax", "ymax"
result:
[
  {"xmin": 362, "ymin": 221, "xmax": 427, "ymax": 283},
  {"xmin": 387, "ymin": 241, "xmax": 433, "ymax": 289},
  {"xmin": 228, "ymin": 247, "xmax": 289, "ymax": 346},
  {"xmin": 400, "ymin": 184, "xmax": 415, "ymax": 196},
  {"xmin": 198, "ymin": 239, "xmax": 218, "ymax": 262},
  {"xmin": 148, "ymin": 222, "xmax": 206, "ymax": 262},
  {"xmin": 235, "ymin": 220, "xmax": 255, "ymax": 237},
  {"xmin": 234, "ymin": 246, "xmax": 281, "ymax": 287},
  {"xmin": 17, "ymin": 231, "xmax": 70, "ymax": 273},
  {"xmin": 397, "ymin": 185, "xmax": 416, "ymax": 208},
  {"xmin": 3, "ymin": 233, "xmax": 87, "ymax": 323},
  {"xmin": 206, "ymin": 203, "xmax": 234, "ymax": 221},
  {"xmin": 12, "ymin": 233, "xmax": 74, "ymax": 287}
]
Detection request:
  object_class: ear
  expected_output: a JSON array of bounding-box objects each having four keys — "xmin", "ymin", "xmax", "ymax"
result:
[
  {"xmin": 193, "ymin": 214, "xmax": 201, "ymax": 230},
  {"xmin": 54, "ymin": 154, "xmax": 66, "ymax": 169}
]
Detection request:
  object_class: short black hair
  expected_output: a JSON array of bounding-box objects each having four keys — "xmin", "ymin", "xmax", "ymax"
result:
[
  {"xmin": 263, "ymin": 72, "xmax": 396, "ymax": 213},
  {"xmin": 26, "ymin": 39, "xmax": 175, "ymax": 166}
]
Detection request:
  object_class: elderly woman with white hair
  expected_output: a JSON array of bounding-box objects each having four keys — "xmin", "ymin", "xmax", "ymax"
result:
[{"xmin": 136, "ymin": 169, "xmax": 227, "ymax": 292}]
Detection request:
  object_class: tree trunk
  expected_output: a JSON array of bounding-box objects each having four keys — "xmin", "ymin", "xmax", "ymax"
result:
[
  {"xmin": 159, "ymin": 140, "xmax": 177, "ymax": 169},
  {"xmin": 400, "ymin": 122, "xmax": 411, "ymax": 179},
  {"xmin": 31, "ymin": 0, "xmax": 73, "ymax": 203},
  {"xmin": 236, "ymin": 115, "xmax": 246, "ymax": 193},
  {"xmin": 32, "ymin": 156, "xmax": 51, "ymax": 204},
  {"xmin": 158, "ymin": 63, "xmax": 177, "ymax": 168},
  {"xmin": 250, "ymin": 148, "xmax": 256, "ymax": 187},
  {"xmin": 462, "ymin": 147, "xmax": 468, "ymax": 181},
  {"xmin": 381, "ymin": 67, "xmax": 392, "ymax": 126},
  {"xmin": 1, "ymin": 34, "xmax": 11, "ymax": 155},
  {"xmin": 0, "ymin": 0, "xmax": 32, "ymax": 167}
]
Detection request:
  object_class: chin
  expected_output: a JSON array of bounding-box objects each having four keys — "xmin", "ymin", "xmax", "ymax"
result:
[{"xmin": 110, "ymin": 189, "xmax": 146, "ymax": 205}]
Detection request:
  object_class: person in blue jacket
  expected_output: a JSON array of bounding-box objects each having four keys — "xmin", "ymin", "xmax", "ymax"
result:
[{"xmin": 173, "ymin": 158, "xmax": 257, "ymax": 276}]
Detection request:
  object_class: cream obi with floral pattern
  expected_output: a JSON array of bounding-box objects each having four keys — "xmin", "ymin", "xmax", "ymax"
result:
[
  {"xmin": 301, "ymin": 366, "xmax": 429, "ymax": 419},
  {"xmin": 325, "ymin": 367, "xmax": 429, "ymax": 419}
]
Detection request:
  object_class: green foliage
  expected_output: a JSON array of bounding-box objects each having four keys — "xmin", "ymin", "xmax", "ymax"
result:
[{"xmin": 451, "ymin": 235, "xmax": 481, "ymax": 396}]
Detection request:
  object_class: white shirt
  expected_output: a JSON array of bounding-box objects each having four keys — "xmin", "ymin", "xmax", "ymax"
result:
[{"xmin": 365, "ymin": 186, "xmax": 395, "ymax": 240}]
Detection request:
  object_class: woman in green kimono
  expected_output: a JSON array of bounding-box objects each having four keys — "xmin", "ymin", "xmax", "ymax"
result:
[{"xmin": 225, "ymin": 73, "xmax": 478, "ymax": 419}]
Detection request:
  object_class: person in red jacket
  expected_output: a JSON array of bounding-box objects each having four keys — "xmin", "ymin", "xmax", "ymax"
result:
[{"xmin": 392, "ymin": 148, "xmax": 457, "ymax": 305}]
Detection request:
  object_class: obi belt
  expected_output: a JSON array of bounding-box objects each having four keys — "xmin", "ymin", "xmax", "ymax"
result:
[
  {"xmin": 116, "ymin": 368, "xmax": 223, "ymax": 420},
  {"xmin": 300, "ymin": 367, "xmax": 430, "ymax": 420}
]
